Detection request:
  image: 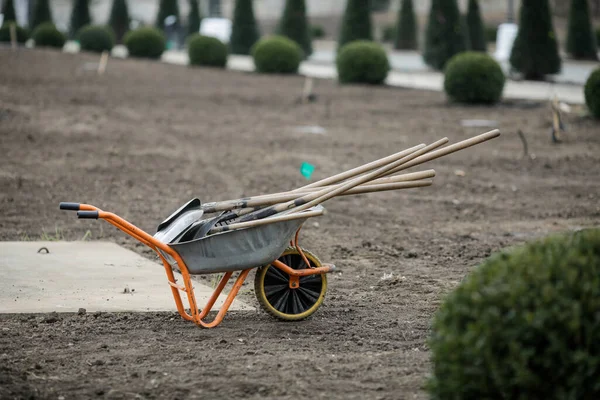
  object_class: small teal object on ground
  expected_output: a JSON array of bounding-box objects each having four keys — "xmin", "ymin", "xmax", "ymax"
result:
[{"xmin": 300, "ymin": 162, "xmax": 315, "ymax": 180}]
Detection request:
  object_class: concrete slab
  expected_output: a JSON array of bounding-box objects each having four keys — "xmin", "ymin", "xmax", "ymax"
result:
[{"xmin": 0, "ymin": 241, "xmax": 254, "ymax": 314}]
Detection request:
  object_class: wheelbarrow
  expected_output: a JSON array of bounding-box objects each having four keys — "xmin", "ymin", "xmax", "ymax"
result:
[
  {"xmin": 58, "ymin": 130, "xmax": 502, "ymax": 328},
  {"xmin": 59, "ymin": 200, "xmax": 335, "ymax": 328}
]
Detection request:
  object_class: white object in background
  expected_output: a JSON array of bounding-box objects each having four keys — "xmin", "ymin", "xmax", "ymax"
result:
[
  {"xmin": 494, "ymin": 23, "xmax": 518, "ymax": 61},
  {"xmin": 199, "ymin": 18, "xmax": 232, "ymax": 43},
  {"xmin": 0, "ymin": 14, "xmax": 4, "ymax": 27}
]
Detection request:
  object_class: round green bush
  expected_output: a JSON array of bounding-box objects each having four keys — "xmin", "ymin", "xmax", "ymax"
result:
[
  {"xmin": 0, "ymin": 23, "xmax": 29, "ymax": 43},
  {"xmin": 336, "ymin": 40, "xmax": 390, "ymax": 85},
  {"xmin": 32, "ymin": 23, "xmax": 66, "ymax": 49},
  {"xmin": 124, "ymin": 27, "xmax": 166, "ymax": 60},
  {"xmin": 187, "ymin": 34, "xmax": 228, "ymax": 68},
  {"xmin": 427, "ymin": 228, "xmax": 600, "ymax": 399},
  {"xmin": 251, "ymin": 35, "xmax": 303, "ymax": 74},
  {"xmin": 443, "ymin": 51, "xmax": 505, "ymax": 104},
  {"xmin": 584, "ymin": 67, "xmax": 600, "ymax": 119},
  {"xmin": 77, "ymin": 25, "xmax": 115, "ymax": 53}
]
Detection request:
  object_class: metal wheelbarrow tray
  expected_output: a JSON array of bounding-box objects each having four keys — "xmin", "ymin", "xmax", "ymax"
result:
[{"xmin": 59, "ymin": 201, "xmax": 335, "ymax": 328}]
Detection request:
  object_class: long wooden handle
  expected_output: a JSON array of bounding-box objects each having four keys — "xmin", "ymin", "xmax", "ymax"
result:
[
  {"xmin": 210, "ymin": 207, "xmax": 325, "ymax": 234},
  {"xmin": 204, "ymin": 179, "xmax": 434, "ymax": 226},
  {"xmin": 385, "ymin": 129, "xmax": 501, "ymax": 175},
  {"xmin": 278, "ymin": 137, "xmax": 449, "ymax": 216},
  {"xmin": 223, "ymin": 141, "xmax": 440, "ymax": 226},
  {"xmin": 294, "ymin": 143, "xmax": 427, "ymax": 190},
  {"xmin": 201, "ymin": 169, "xmax": 435, "ymax": 213}
]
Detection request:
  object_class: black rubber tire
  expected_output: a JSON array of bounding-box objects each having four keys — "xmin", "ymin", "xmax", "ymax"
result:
[{"xmin": 254, "ymin": 247, "xmax": 327, "ymax": 321}]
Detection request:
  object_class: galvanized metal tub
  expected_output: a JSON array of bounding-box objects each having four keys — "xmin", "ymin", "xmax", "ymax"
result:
[{"xmin": 165, "ymin": 209, "xmax": 319, "ymax": 275}]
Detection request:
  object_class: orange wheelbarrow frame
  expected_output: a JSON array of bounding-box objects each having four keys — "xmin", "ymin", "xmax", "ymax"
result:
[{"xmin": 59, "ymin": 202, "xmax": 335, "ymax": 328}]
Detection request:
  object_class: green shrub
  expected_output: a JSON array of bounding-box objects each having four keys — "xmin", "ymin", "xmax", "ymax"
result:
[
  {"xmin": 311, "ymin": 24, "xmax": 325, "ymax": 39},
  {"xmin": 230, "ymin": 0, "xmax": 260, "ymax": 55},
  {"xmin": 443, "ymin": 52, "xmax": 505, "ymax": 104},
  {"xmin": 277, "ymin": 0, "xmax": 312, "ymax": 58},
  {"xmin": 188, "ymin": 34, "xmax": 227, "ymax": 68},
  {"xmin": 32, "ymin": 23, "xmax": 66, "ymax": 48},
  {"xmin": 187, "ymin": 0, "xmax": 202, "ymax": 37},
  {"xmin": 485, "ymin": 24, "xmax": 498, "ymax": 43},
  {"xmin": 31, "ymin": 0, "xmax": 53, "ymax": 31},
  {"xmin": 251, "ymin": 35, "xmax": 302, "ymax": 74},
  {"xmin": 597, "ymin": 27, "xmax": 600, "ymax": 48},
  {"xmin": 69, "ymin": 0, "xmax": 92, "ymax": 39},
  {"xmin": 108, "ymin": 0, "xmax": 130, "ymax": 44},
  {"xmin": 338, "ymin": 0, "xmax": 373, "ymax": 50},
  {"xmin": 394, "ymin": 0, "xmax": 417, "ymax": 50},
  {"xmin": 124, "ymin": 27, "xmax": 166, "ymax": 59},
  {"xmin": 466, "ymin": 0, "xmax": 486, "ymax": 51},
  {"xmin": 336, "ymin": 40, "xmax": 390, "ymax": 85},
  {"xmin": 584, "ymin": 67, "xmax": 600, "ymax": 118},
  {"xmin": 381, "ymin": 24, "xmax": 395, "ymax": 42},
  {"xmin": 0, "ymin": 23, "xmax": 29, "ymax": 43},
  {"xmin": 427, "ymin": 228, "xmax": 600, "ymax": 399},
  {"xmin": 423, "ymin": 0, "xmax": 468, "ymax": 70},
  {"xmin": 77, "ymin": 25, "xmax": 115, "ymax": 53},
  {"xmin": 1, "ymin": 0, "xmax": 16, "ymax": 23},
  {"xmin": 509, "ymin": 0, "xmax": 561, "ymax": 80},
  {"xmin": 566, "ymin": 0, "xmax": 598, "ymax": 60}
]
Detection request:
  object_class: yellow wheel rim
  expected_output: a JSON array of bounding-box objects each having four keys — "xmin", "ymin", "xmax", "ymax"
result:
[{"xmin": 254, "ymin": 247, "xmax": 327, "ymax": 321}]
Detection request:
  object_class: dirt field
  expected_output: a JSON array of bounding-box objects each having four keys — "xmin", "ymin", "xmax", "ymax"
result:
[{"xmin": 1, "ymin": 48, "xmax": 599, "ymax": 400}]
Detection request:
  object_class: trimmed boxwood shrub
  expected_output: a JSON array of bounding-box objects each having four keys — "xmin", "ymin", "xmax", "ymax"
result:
[
  {"xmin": 584, "ymin": 67, "xmax": 600, "ymax": 118},
  {"xmin": 124, "ymin": 27, "xmax": 166, "ymax": 59},
  {"xmin": 427, "ymin": 227, "xmax": 600, "ymax": 399},
  {"xmin": 77, "ymin": 25, "xmax": 115, "ymax": 53},
  {"xmin": 188, "ymin": 34, "xmax": 227, "ymax": 68},
  {"xmin": 443, "ymin": 51, "xmax": 505, "ymax": 104},
  {"xmin": 32, "ymin": 23, "xmax": 66, "ymax": 48},
  {"xmin": 251, "ymin": 35, "xmax": 303, "ymax": 74},
  {"xmin": 0, "ymin": 23, "xmax": 29, "ymax": 43},
  {"xmin": 336, "ymin": 40, "xmax": 390, "ymax": 85}
]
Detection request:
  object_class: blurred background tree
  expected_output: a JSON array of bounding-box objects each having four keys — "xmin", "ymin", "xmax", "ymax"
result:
[
  {"xmin": 423, "ymin": 0, "xmax": 468, "ymax": 70},
  {"xmin": 510, "ymin": 0, "xmax": 562, "ymax": 80},
  {"xmin": 277, "ymin": 0, "xmax": 312, "ymax": 58},
  {"xmin": 108, "ymin": 0, "xmax": 130, "ymax": 44},
  {"xmin": 338, "ymin": 0, "xmax": 372, "ymax": 50},
  {"xmin": 187, "ymin": 0, "xmax": 202, "ymax": 37},
  {"xmin": 466, "ymin": 0, "xmax": 486, "ymax": 51},
  {"xmin": 31, "ymin": 0, "xmax": 53, "ymax": 30},
  {"xmin": 394, "ymin": 0, "xmax": 417, "ymax": 50},
  {"xmin": 230, "ymin": 0, "xmax": 260, "ymax": 55},
  {"xmin": 566, "ymin": 0, "xmax": 598, "ymax": 60},
  {"xmin": 69, "ymin": 0, "xmax": 91, "ymax": 39}
]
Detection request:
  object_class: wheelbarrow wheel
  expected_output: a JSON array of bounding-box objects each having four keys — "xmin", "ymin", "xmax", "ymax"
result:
[{"xmin": 254, "ymin": 247, "xmax": 327, "ymax": 321}]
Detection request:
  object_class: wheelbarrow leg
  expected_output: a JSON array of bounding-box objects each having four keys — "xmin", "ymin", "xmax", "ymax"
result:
[{"xmin": 193, "ymin": 269, "xmax": 251, "ymax": 328}]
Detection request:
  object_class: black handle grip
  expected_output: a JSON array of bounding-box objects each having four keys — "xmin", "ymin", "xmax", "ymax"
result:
[
  {"xmin": 77, "ymin": 211, "xmax": 99, "ymax": 219},
  {"xmin": 60, "ymin": 202, "xmax": 80, "ymax": 211}
]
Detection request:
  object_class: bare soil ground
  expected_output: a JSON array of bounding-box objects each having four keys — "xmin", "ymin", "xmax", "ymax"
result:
[{"xmin": 1, "ymin": 49, "xmax": 599, "ymax": 400}]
